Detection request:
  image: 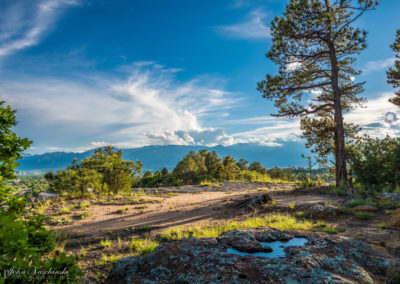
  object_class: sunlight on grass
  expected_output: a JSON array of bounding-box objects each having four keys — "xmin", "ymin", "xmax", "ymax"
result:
[
  {"xmin": 57, "ymin": 206, "xmax": 71, "ymax": 215},
  {"xmin": 94, "ymin": 254, "xmax": 122, "ymax": 266},
  {"xmin": 80, "ymin": 201, "xmax": 91, "ymax": 210},
  {"xmin": 160, "ymin": 213, "xmax": 314, "ymax": 241},
  {"xmin": 129, "ymin": 237, "xmax": 159, "ymax": 255},
  {"xmin": 100, "ymin": 238, "xmax": 112, "ymax": 248}
]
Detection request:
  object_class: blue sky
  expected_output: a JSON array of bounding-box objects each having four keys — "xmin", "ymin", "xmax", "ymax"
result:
[{"xmin": 1, "ymin": 0, "xmax": 400, "ymax": 154}]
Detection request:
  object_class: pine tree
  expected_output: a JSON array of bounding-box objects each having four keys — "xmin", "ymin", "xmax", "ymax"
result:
[
  {"xmin": 257, "ymin": 0, "xmax": 377, "ymax": 186},
  {"xmin": 388, "ymin": 29, "xmax": 400, "ymax": 106}
]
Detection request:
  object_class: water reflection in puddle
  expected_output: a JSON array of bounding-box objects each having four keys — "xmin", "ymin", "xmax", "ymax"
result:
[{"xmin": 227, "ymin": 237, "xmax": 308, "ymax": 258}]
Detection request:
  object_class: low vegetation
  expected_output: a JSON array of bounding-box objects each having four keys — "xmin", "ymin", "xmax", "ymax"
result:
[
  {"xmin": 129, "ymin": 238, "xmax": 159, "ymax": 255},
  {"xmin": 160, "ymin": 213, "xmax": 314, "ymax": 241}
]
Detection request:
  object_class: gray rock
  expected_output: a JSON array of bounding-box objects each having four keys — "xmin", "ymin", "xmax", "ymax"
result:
[
  {"xmin": 108, "ymin": 227, "xmax": 399, "ymax": 284},
  {"xmin": 38, "ymin": 192, "xmax": 58, "ymax": 201},
  {"xmin": 296, "ymin": 202, "xmax": 339, "ymax": 219}
]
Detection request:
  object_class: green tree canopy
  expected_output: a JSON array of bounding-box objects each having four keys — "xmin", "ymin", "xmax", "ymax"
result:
[
  {"xmin": 248, "ymin": 161, "xmax": 267, "ymax": 175},
  {"xmin": 257, "ymin": 0, "xmax": 377, "ymax": 187},
  {"xmin": 388, "ymin": 29, "xmax": 400, "ymax": 106},
  {"xmin": 0, "ymin": 102, "xmax": 81, "ymax": 282},
  {"xmin": 46, "ymin": 146, "xmax": 142, "ymax": 196}
]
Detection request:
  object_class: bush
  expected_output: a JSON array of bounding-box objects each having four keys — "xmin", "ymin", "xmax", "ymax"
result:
[{"xmin": 352, "ymin": 136, "xmax": 400, "ymax": 192}]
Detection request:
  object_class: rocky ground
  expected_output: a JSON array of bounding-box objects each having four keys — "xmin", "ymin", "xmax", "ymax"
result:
[
  {"xmin": 41, "ymin": 182, "xmax": 400, "ymax": 283},
  {"xmin": 109, "ymin": 227, "xmax": 400, "ymax": 283}
]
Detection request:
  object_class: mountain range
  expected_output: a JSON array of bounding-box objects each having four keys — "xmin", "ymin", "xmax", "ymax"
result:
[{"xmin": 17, "ymin": 142, "xmax": 312, "ymax": 173}]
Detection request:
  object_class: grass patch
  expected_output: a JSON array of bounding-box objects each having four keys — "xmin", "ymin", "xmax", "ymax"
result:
[
  {"xmin": 378, "ymin": 223, "xmax": 388, "ymax": 229},
  {"xmin": 140, "ymin": 225, "xmax": 152, "ymax": 232},
  {"xmin": 113, "ymin": 207, "xmax": 129, "ymax": 214},
  {"xmin": 58, "ymin": 206, "xmax": 71, "ymax": 215},
  {"xmin": 294, "ymin": 211, "xmax": 305, "ymax": 219},
  {"xmin": 94, "ymin": 254, "xmax": 121, "ymax": 266},
  {"xmin": 385, "ymin": 209, "xmax": 394, "ymax": 215},
  {"xmin": 346, "ymin": 199, "xmax": 364, "ymax": 207},
  {"xmin": 354, "ymin": 211, "xmax": 371, "ymax": 220},
  {"xmin": 338, "ymin": 205, "xmax": 354, "ymax": 214},
  {"xmin": 56, "ymin": 216, "xmax": 71, "ymax": 225},
  {"xmin": 100, "ymin": 238, "xmax": 112, "ymax": 248},
  {"xmin": 160, "ymin": 213, "xmax": 314, "ymax": 241},
  {"xmin": 378, "ymin": 201, "xmax": 400, "ymax": 209},
  {"xmin": 323, "ymin": 226, "xmax": 339, "ymax": 234},
  {"xmin": 80, "ymin": 201, "xmax": 91, "ymax": 210},
  {"xmin": 346, "ymin": 198, "xmax": 377, "ymax": 208},
  {"xmin": 80, "ymin": 211, "xmax": 91, "ymax": 219},
  {"xmin": 78, "ymin": 246, "xmax": 87, "ymax": 258},
  {"xmin": 129, "ymin": 238, "xmax": 159, "ymax": 255}
]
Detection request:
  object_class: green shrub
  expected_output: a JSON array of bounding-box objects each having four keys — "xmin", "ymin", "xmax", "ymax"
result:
[
  {"xmin": 352, "ymin": 136, "xmax": 400, "ymax": 193},
  {"xmin": 354, "ymin": 211, "xmax": 371, "ymax": 220}
]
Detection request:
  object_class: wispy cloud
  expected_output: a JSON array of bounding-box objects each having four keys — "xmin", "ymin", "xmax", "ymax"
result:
[
  {"xmin": 0, "ymin": 62, "xmax": 240, "ymax": 153},
  {"xmin": 0, "ymin": 0, "xmax": 79, "ymax": 58},
  {"xmin": 216, "ymin": 9, "xmax": 271, "ymax": 40},
  {"xmin": 363, "ymin": 57, "xmax": 396, "ymax": 74}
]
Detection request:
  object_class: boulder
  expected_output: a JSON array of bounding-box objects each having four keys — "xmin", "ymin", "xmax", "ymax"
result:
[
  {"xmin": 296, "ymin": 202, "xmax": 339, "ymax": 219},
  {"xmin": 38, "ymin": 192, "xmax": 58, "ymax": 201},
  {"xmin": 353, "ymin": 205, "xmax": 379, "ymax": 212},
  {"xmin": 384, "ymin": 208, "xmax": 400, "ymax": 229},
  {"xmin": 108, "ymin": 227, "xmax": 399, "ymax": 284}
]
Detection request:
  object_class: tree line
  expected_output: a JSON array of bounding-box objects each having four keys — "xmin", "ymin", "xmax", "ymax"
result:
[{"xmin": 44, "ymin": 147, "xmax": 298, "ymax": 195}]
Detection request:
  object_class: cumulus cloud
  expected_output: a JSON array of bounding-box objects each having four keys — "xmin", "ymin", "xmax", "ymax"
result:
[
  {"xmin": 216, "ymin": 9, "xmax": 271, "ymax": 40},
  {"xmin": 0, "ymin": 62, "xmax": 240, "ymax": 153},
  {"xmin": 0, "ymin": 0, "xmax": 79, "ymax": 59},
  {"xmin": 227, "ymin": 119, "xmax": 302, "ymax": 146},
  {"xmin": 146, "ymin": 129, "xmax": 236, "ymax": 147},
  {"xmin": 345, "ymin": 92, "xmax": 400, "ymax": 137}
]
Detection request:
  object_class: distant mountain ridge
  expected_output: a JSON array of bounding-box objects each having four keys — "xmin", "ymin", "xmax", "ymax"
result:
[{"xmin": 17, "ymin": 142, "xmax": 311, "ymax": 172}]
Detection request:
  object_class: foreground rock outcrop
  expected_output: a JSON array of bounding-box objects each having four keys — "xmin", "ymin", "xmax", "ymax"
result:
[{"xmin": 108, "ymin": 227, "xmax": 399, "ymax": 283}]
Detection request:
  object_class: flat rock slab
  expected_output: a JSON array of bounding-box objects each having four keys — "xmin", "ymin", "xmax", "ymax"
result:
[{"xmin": 108, "ymin": 227, "xmax": 399, "ymax": 284}]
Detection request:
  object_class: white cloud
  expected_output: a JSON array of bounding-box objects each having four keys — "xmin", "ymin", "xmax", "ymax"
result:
[
  {"xmin": 0, "ymin": 0, "xmax": 79, "ymax": 58},
  {"xmin": 216, "ymin": 9, "xmax": 271, "ymax": 40},
  {"xmin": 345, "ymin": 92, "xmax": 400, "ymax": 138},
  {"xmin": 363, "ymin": 57, "xmax": 396, "ymax": 74},
  {"xmin": 230, "ymin": 119, "xmax": 302, "ymax": 146},
  {"xmin": 0, "ymin": 62, "xmax": 241, "ymax": 153}
]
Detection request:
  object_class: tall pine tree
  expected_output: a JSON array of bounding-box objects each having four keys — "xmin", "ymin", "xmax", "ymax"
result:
[{"xmin": 257, "ymin": 0, "xmax": 377, "ymax": 187}]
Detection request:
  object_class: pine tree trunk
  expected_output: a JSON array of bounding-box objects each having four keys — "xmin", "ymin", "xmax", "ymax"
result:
[
  {"xmin": 326, "ymin": 18, "xmax": 348, "ymax": 187},
  {"xmin": 334, "ymin": 103, "xmax": 348, "ymax": 187}
]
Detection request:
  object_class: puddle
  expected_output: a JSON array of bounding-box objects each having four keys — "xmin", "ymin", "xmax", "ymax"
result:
[{"xmin": 227, "ymin": 237, "xmax": 308, "ymax": 258}]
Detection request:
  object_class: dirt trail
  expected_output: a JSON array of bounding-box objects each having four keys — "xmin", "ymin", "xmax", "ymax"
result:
[{"xmin": 53, "ymin": 186, "xmax": 342, "ymax": 237}]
